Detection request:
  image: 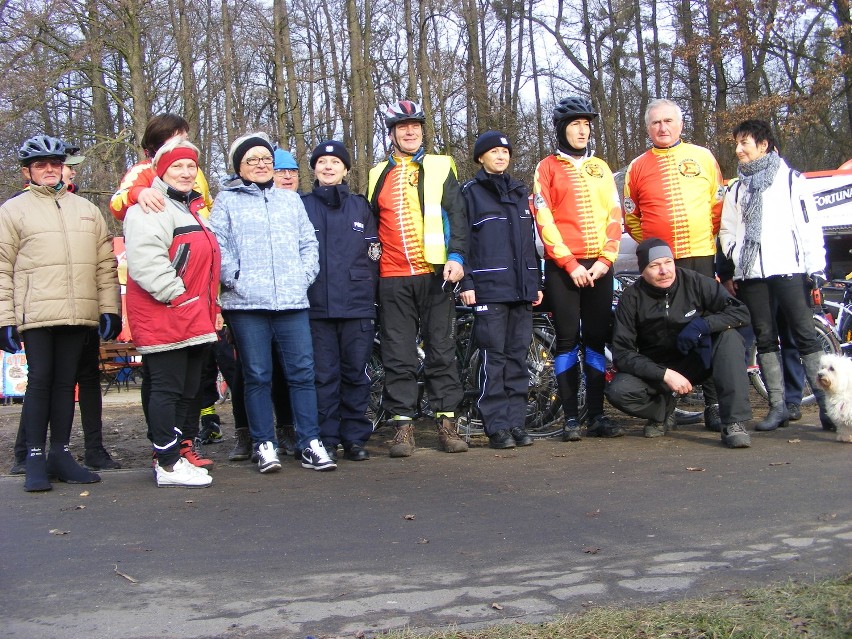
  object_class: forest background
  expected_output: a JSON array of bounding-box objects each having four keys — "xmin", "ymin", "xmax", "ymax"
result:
[{"xmin": 0, "ymin": 0, "xmax": 850, "ymax": 234}]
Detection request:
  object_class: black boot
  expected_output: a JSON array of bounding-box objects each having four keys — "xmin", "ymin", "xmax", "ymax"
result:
[
  {"xmin": 24, "ymin": 445, "xmax": 51, "ymax": 492},
  {"xmin": 46, "ymin": 443, "xmax": 101, "ymax": 484},
  {"xmin": 229, "ymin": 428, "xmax": 252, "ymax": 461},
  {"xmin": 755, "ymin": 352, "xmax": 790, "ymax": 431}
]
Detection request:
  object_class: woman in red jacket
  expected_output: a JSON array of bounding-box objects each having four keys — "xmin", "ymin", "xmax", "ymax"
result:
[{"xmin": 124, "ymin": 140, "xmax": 221, "ymax": 488}]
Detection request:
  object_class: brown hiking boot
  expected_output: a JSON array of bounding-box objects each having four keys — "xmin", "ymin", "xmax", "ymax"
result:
[
  {"xmin": 436, "ymin": 417, "xmax": 468, "ymax": 453},
  {"xmin": 389, "ymin": 424, "xmax": 416, "ymax": 457}
]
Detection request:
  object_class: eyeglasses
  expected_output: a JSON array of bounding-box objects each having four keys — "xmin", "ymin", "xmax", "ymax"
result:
[
  {"xmin": 274, "ymin": 169, "xmax": 298, "ymax": 175},
  {"xmin": 243, "ymin": 156, "xmax": 274, "ymax": 167}
]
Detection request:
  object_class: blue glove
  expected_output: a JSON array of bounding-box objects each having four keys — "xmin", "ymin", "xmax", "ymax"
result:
[
  {"xmin": 98, "ymin": 313, "xmax": 122, "ymax": 341},
  {"xmin": 0, "ymin": 326, "xmax": 21, "ymax": 353},
  {"xmin": 676, "ymin": 317, "xmax": 710, "ymax": 355}
]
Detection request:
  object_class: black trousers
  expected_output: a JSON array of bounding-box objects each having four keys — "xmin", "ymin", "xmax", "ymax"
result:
[
  {"xmin": 310, "ymin": 317, "xmax": 374, "ymax": 447},
  {"xmin": 606, "ymin": 328, "xmax": 752, "ymax": 424},
  {"xmin": 738, "ymin": 274, "xmax": 821, "ymax": 356},
  {"xmin": 472, "ymin": 302, "xmax": 532, "ymax": 435},
  {"xmin": 544, "ymin": 259, "xmax": 613, "ymax": 418},
  {"xmin": 144, "ymin": 345, "xmax": 207, "ymax": 466},
  {"xmin": 14, "ymin": 327, "xmax": 103, "ymax": 461},
  {"xmin": 19, "ymin": 326, "xmax": 88, "ymax": 447},
  {"xmin": 378, "ymin": 273, "xmax": 462, "ymax": 417}
]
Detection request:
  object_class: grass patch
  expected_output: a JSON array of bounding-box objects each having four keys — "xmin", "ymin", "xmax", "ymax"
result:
[{"xmin": 379, "ymin": 574, "xmax": 851, "ymax": 639}]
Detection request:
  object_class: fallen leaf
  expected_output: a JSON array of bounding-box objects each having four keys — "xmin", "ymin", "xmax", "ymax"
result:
[
  {"xmin": 403, "ymin": 514, "xmax": 415, "ymax": 520},
  {"xmin": 48, "ymin": 529, "xmax": 70, "ymax": 535},
  {"xmin": 818, "ymin": 512, "xmax": 837, "ymax": 521},
  {"xmin": 686, "ymin": 467, "xmax": 705, "ymax": 472},
  {"xmin": 787, "ymin": 438, "xmax": 801, "ymax": 443},
  {"xmin": 416, "ymin": 538, "xmax": 429, "ymax": 544},
  {"xmin": 583, "ymin": 546, "xmax": 601, "ymax": 554},
  {"xmin": 356, "ymin": 632, "xmax": 366, "ymax": 638},
  {"xmin": 769, "ymin": 462, "xmax": 791, "ymax": 466},
  {"xmin": 491, "ymin": 602, "xmax": 504, "ymax": 610},
  {"xmin": 585, "ymin": 509, "xmax": 600, "ymax": 517},
  {"xmin": 79, "ymin": 491, "xmax": 89, "ymax": 497},
  {"xmin": 114, "ymin": 564, "xmax": 138, "ymax": 584}
]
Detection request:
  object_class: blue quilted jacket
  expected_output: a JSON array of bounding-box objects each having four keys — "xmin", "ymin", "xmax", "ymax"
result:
[{"xmin": 209, "ymin": 181, "xmax": 318, "ymax": 311}]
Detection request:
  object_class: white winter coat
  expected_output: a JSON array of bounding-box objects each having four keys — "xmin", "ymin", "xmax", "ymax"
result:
[{"xmin": 719, "ymin": 158, "xmax": 825, "ymax": 281}]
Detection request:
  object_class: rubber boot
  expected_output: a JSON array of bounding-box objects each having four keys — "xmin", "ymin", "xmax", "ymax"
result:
[
  {"xmin": 755, "ymin": 352, "xmax": 790, "ymax": 431},
  {"xmin": 46, "ymin": 443, "xmax": 101, "ymax": 484},
  {"xmin": 801, "ymin": 351, "xmax": 836, "ymax": 431},
  {"xmin": 24, "ymin": 445, "xmax": 51, "ymax": 492}
]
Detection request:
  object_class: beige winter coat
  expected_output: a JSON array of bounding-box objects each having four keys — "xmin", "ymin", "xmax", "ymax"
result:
[{"xmin": 0, "ymin": 184, "xmax": 120, "ymax": 331}]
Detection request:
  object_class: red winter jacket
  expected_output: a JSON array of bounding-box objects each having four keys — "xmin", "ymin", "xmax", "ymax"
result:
[{"xmin": 123, "ymin": 178, "xmax": 220, "ymax": 354}]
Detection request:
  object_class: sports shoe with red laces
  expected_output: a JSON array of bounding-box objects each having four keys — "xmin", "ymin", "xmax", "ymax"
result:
[{"xmin": 180, "ymin": 439, "xmax": 214, "ymax": 470}]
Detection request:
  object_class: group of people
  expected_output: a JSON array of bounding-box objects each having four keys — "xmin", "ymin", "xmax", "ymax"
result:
[{"xmin": 0, "ymin": 95, "xmax": 837, "ymax": 492}]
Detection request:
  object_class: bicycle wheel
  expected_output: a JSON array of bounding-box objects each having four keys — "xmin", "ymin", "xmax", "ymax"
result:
[
  {"xmin": 525, "ymin": 326, "xmax": 563, "ymax": 438},
  {"xmin": 366, "ymin": 339, "xmax": 386, "ymax": 430}
]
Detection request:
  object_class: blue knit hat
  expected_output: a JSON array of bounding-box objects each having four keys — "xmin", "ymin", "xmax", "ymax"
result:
[{"xmin": 274, "ymin": 149, "xmax": 298, "ymax": 170}]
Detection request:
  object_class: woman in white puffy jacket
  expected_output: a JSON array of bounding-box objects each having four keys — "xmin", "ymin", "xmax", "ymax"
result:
[{"xmin": 719, "ymin": 119, "xmax": 833, "ymax": 433}]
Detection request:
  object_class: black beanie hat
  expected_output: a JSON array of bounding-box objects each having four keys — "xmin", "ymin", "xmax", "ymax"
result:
[
  {"xmin": 310, "ymin": 140, "xmax": 351, "ymax": 169},
  {"xmin": 636, "ymin": 238, "xmax": 674, "ymax": 272},
  {"xmin": 473, "ymin": 130, "xmax": 513, "ymax": 163},
  {"xmin": 229, "ymin": 133, "xmax": 274, "ymax": 173}
]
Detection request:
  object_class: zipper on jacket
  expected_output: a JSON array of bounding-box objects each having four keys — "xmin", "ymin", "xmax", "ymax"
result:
[
  {"xmin": 263, "ymin": 191, "xmax": 278, "ymax": 303},
  {"xmin": 55, "ymin": 199, "xmax": 78, "ymax": 323}
]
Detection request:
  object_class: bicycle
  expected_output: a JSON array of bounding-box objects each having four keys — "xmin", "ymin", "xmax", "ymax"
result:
[
  {"xmin": 820, "ymin": 279, "xmax": 852, "ymax": 355},
  {"xmin": 366, "ymin": 307, "xmax": 564, "ymax": 438}
]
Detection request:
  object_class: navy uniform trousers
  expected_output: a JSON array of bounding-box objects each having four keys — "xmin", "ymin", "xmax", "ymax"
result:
[{"xmin": 310, "ymin": 317, "xmax": 374, "ymax": 448}]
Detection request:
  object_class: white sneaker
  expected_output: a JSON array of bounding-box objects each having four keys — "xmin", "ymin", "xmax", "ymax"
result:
[
  {"xmin": 301, "ymin": 439, "xmax": 337, "ymax": 471},
  {"xmin": 156, "ymin": 458, "xmax": 213, "ymax": 488},
  {"xmin": 256, "ymin": 441, "xmax": 282, "ymax": 473}
]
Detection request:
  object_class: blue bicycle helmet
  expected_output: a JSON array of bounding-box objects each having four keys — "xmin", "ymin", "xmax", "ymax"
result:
[{"xmin": 18, "ymin": 135, "xmax": 67, "ymax": 165}]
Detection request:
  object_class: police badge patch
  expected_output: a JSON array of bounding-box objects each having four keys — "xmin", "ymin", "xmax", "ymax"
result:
[{"xmin": 368, "ymin": 242, "xmax": 382, "ymax": 261}]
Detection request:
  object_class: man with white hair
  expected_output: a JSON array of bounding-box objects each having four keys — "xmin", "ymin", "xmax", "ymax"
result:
[{"xmin": 623, "ymin": 99, "xmax": 726, "ymax": 431}]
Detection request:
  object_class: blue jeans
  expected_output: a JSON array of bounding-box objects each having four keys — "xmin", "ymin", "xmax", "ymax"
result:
[{"xmin": 224, "ymin": 310, "xmax": 319, "ymax": 448}]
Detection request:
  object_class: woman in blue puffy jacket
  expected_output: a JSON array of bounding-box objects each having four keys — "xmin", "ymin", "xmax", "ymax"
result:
[{"xmin": 209, "ymin": 132, "xmax": 335, "ymax": 474}]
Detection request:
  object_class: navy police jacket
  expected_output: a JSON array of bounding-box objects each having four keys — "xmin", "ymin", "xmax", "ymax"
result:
[
  {"xmin": 303, "ymin": 183, "xmax": 379, "ymax": 319},
  {"xmin": 460, "ymin": 169, "xmax": 540, "ymax": 304}
]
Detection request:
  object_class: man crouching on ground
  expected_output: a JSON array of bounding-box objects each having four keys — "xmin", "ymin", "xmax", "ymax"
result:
[{"xmin": 605, "ymin": 238, "xmax": 753, "ymax": 448}]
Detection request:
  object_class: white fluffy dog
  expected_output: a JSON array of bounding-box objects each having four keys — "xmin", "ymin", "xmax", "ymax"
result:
[{"xmin": 815, "ymin": 354, "xmax": 852, "ymax": 443}]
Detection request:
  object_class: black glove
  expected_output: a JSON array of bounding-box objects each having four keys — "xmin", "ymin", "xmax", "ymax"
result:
[
  {"xmin": 98, "ymin": 313, "xmax": 122, "ymax": 341},
  {"xmin": 0, "ymin": 326, "xmax": 21, "ymax": 353},
  {"xmin": 676, "ymin": 317, "xmax": 710, "ymax": 355},
  {"xmin": 809, "ymin": 271, "xmax": 827, "ymax": 290}
]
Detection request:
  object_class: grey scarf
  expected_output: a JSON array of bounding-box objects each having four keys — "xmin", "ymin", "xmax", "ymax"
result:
[{"xmin": 737, "ymin": 151, "xmax": 780, "ymax": 277}]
